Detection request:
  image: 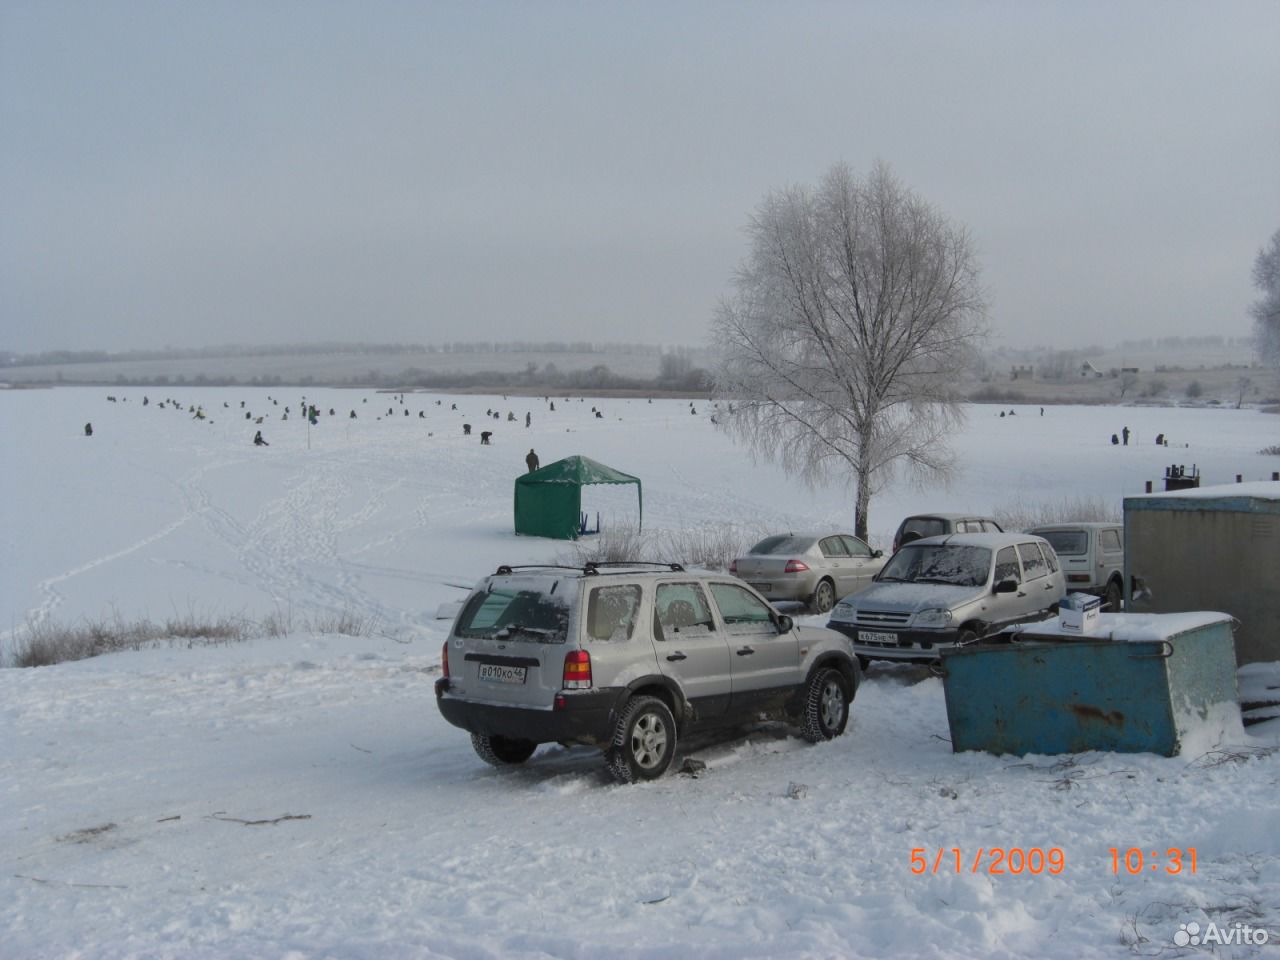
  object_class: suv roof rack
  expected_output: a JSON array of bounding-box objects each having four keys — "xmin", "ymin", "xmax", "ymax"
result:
[
  {"xmin": 583, "ymin": 561, "xmax": 685, "ymax": 576},
  {"xmin": 491, "ymin": 561, "xmax": 686, "ymax": 577},
  {"xmin": 493, "ymin": 564, "xmax": 586, "ymax": 576}
]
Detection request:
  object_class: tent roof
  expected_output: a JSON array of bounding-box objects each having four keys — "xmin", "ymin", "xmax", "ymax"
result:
[{"xmin": 518, "ymin": 455, "xmax": 639, "ymax": 487}]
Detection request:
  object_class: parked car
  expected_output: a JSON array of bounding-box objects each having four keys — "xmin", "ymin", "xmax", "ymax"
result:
[
  {"xmin": 436, "ymin": 562, "xmax": 862, "ymax": 783},
  {"xmin": 891, "ymin": 513, "xmax": 1003, "ymax": 553},
  {"xmin": 730, "ymin": 532, "xmax": 886, "ymax": 613},
  {"xmin": 1026, "ymin": 522, "xmax": 1125, "ymax": 610},
  {"xmin": 827, "ymin": 532, "xmax": 1066, "ymax": 665}
]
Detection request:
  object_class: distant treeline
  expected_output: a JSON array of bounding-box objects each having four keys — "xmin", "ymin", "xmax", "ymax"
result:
[
  {"xmin": 387, "ymin": 357, "xmax": 713, "ymax": 392},
  {"xmin": 1, "ymin": 340, "xmax": 699, "ymax": 369},
  {"xmin": 25, "ymin": 355, "xmax": 714, "ymax": 393},
  {"xmin": 1116, "ymin": 335, "xmax": 1253, "ymax": 351}
]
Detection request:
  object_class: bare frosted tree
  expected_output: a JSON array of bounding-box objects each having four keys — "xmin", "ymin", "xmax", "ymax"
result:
[
  {"xmin": 711, "ymin": 162, "xmax": 987, "ymax": 540},
  {"xmin": 1251, "ymin": 228, "xmax": 1280, "ymax": 371},
  {"xmin": 1117, "ymin": 371, "xmax": 1140, "ymax": 398}
]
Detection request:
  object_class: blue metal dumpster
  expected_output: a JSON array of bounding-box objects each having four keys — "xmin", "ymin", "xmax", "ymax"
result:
[{"xmin": 940, "ymin": 612, "xmax": 1239, "ymax": 756}]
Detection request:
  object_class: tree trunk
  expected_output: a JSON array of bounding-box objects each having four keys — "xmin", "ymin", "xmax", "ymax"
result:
[{"xmin": 853, "ymin": 459, "xmax": 873, "ymax": 542}]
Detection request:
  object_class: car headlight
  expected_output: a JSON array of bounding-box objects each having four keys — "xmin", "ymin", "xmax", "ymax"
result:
[
  {"xmin": 913, "ymin": 607, "xmax": 953, "ymax": 627},
  {"xmin": 832, "ymin": 602, "xmax": 854, "ymax": 618}
]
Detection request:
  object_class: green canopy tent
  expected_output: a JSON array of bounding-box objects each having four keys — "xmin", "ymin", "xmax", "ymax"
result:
[{"xmin": 513, "ymin": 455, "xmax": 642, "ymax": 540}]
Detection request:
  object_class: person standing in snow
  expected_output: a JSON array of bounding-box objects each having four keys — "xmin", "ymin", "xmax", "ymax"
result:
[{"xmin": 526, "ymin": 448, "xmax": 540, "ymax": 473}]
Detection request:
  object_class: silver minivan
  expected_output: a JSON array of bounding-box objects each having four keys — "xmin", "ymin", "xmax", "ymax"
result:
[
  {"xmin": 1026, "ymin": 522, "xmax": 1124, "ymax": 610},
  {"xmin": 827, "ymin": 532, "xmax": 1066, "ymax": 664}
]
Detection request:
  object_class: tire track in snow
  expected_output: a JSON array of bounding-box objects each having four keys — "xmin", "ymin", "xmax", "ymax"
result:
[{"xmin": 7, "ymin": 459, "xmax": 236, "ymax": 637}]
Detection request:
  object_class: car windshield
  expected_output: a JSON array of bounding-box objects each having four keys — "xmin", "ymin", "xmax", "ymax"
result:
[
  {"xmin": 748, "ymin": 536, "xmax": 814, "ymax": 555},
  {"xmin": 456, "ymin": 581, "xmax": 570, "ymax": 643},
  {"xmin": 1034, "ymin": 530, "xmax": 1087, "ymax": 556},
  {"xmin": 878, "ymin": 544, "xmax": 992, "ymax": 587}
]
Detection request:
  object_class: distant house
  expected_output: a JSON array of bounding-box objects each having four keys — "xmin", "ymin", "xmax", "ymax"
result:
[
  {"xmin": 1010, "ymin": 365, "xmax": 1033, "ymax": 380},
  {"xmin": 1081, "ymin": 361, "xmax": 1104, "ymax": 378}
]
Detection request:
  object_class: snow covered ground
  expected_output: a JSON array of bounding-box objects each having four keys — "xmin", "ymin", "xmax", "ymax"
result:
[{"xmin": 2, "ymin": 386, "xmax": 1278, "ymax": 958}]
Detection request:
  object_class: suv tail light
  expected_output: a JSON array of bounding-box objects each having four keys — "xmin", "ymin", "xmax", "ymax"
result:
[
  {"xmin": 784, "ymin": 559, "xmax": 810, "ymax": 573},
  {"xmin": 441, "ymin": 641, "xmax": 450, "ymax": 679},
  {"xmin": 728, "ymin": 559, "xmax": 737, "ymax": 574},
  {"xmin": 563, "ymin": 650, "xmax": 592, "ymax": 689}
]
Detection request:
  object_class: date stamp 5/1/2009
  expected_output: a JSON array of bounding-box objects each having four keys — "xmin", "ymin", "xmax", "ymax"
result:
[{"xmin": 909, "ymin": 847, "xmax": 1199, "ymax": 876}]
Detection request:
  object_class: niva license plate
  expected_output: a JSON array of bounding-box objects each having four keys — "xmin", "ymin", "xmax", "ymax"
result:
[
  {"xmin": 478, "ymin": 663, "xmax": 527, "ymax": 684},
  {"xmin": 859, "ymin": 630, "xmax": 898, "ymax": 646}
]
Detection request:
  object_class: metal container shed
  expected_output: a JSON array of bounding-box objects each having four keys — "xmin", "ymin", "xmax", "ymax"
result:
[
  {"xmin": 1124, "ymin": 481, "xmax": 1280, "ymax": 665},
  {"xmin": 941, "ymin": 612, "xmax": 1240, "ymax": 757}
]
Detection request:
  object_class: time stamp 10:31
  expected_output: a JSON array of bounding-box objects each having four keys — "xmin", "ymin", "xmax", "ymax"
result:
[{"xmin": 909, "ymin": 847, "xmax": 1198, "ymax": 876}]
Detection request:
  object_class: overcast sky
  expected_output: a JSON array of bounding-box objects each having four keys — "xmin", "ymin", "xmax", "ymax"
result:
[{"xmin": 2, "ymin": 1, "xmax": 1277, "ymax": 355}]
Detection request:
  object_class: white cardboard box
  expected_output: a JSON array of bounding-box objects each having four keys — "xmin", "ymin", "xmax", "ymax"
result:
[{"xmin": 1059, "ymin": 593, "xmax": 1102, "ymax": 633}]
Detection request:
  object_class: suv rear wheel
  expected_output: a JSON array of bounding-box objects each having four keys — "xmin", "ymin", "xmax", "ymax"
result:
[
  {"xmin": 1104, "ymin": 580, "xmax": 1122, "ymax": 612},
  {"xmin": 605, "ymin": 696, "xmax": 677, "ymax": 783},
  {"xmin": 471, "ymin": 733, "xmax": 537, "ymax": 766},
  {"xmin": 801, "ymin": 668, "xmax": 850, "ymax": 742}
]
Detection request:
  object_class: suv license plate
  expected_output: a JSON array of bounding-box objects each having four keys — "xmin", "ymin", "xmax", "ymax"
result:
[
  {"xmin": 749, "ymin": 582, "xmax": 771, "ymax": 593},
  {"xmin": 478, "ymin": 663, "xmax": 527, "ymax": 684},
  {"xmin": 859, "ymin": 630, "xmax": 897, "ymax": 645}
]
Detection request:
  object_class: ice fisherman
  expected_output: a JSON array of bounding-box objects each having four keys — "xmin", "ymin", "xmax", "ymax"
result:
[
  {"xmin": 254, "ymin": 430, "xmax": 269, "ymax": 446},
  {"xmin": 526, "ymin": 448, "xmax": 540, "ymax": 473}
]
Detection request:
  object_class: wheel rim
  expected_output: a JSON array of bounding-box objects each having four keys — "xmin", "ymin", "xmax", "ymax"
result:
[
  {"xmin": 815, "ymin": 582, "xmax": 835, "ymax": 612},
  {"xmin": 820, "ymin": 678, "xmax": 845, "ymax": 729},
  {"xmin": 630, "ymin": 712, "xmax": 668, "ymax": 769}
]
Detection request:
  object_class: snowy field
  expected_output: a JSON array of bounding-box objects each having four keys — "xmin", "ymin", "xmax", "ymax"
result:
[{"xmin": 1, "ymin": 386, "xmax": 1278, "ymax": 959}]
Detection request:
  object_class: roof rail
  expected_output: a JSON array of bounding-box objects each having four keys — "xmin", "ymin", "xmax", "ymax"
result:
[
  {"xmin": 493, "ymin": 564, "xmax": 585, "ymax": 576},
  {"xmin": 583, "ymin": 561, "xmax": 685, "ymax": 575},
  {"xmin": 492, "ymin": 561, "xmax": 686, "ymax": 577}
]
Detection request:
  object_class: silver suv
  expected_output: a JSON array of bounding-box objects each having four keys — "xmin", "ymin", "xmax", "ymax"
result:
[
  {"xmin": 1025, "ymin": 522, "xmax": 1124, "ymax": 610},
  {"xmin": 435, "ymin": 562, "xmax": 862, "ymax": 782},
  {"xmin": 827, "ymin": 533, "xmax": 1066, "ymax": 665}
]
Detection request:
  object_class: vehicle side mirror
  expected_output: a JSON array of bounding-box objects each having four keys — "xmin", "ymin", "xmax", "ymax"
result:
[
  {"xmin": 775, "ymin": 614, "xmax": 794, "ymax": 634},
  {"xmin": 994, "ymin": 579, "xmax": 1018, "ymax": 594},
  {"xmin": 872, "ymin": 549, "xmax": 883, "ymax": 559}
]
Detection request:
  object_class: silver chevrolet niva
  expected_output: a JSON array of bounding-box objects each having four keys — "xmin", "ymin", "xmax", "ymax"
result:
[
  {"xmin": 436, "ymin": 562, "xmax": 862, "ymax": 783},
  {"xmin": 827, "ymin": 532, "xmax": 1066, "ymax": 665}
]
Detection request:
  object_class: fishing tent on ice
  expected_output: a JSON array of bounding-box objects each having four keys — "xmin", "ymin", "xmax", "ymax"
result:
[{"xmin": 513, "ymin": 455, "xmax": 642, "ymax": 540}]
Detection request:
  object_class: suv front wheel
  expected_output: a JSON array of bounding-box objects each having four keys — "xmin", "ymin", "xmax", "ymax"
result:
[
  {"xmin": 606, "ymin": 696, "xmax": 677, "ymax": 783},
  {"xmin": 801, "ymin": 668, "xmax": 850, "ymax": 742},
  {"xmin": 471, "ymin": 733, "xmax": 537, "ymax": 766}
]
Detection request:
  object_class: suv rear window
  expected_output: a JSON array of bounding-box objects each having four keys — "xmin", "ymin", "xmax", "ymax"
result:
[
  {"xmin": 1035, "ymin": 530, "xmax": 1087, "ymax": 556},
  {"xmin": 456, "ymin": 583, "xmax": 570, "ymax": 643},
  {"xmin": 900, "ymin": 518, "xmax": 946, "ymax": 541}
]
